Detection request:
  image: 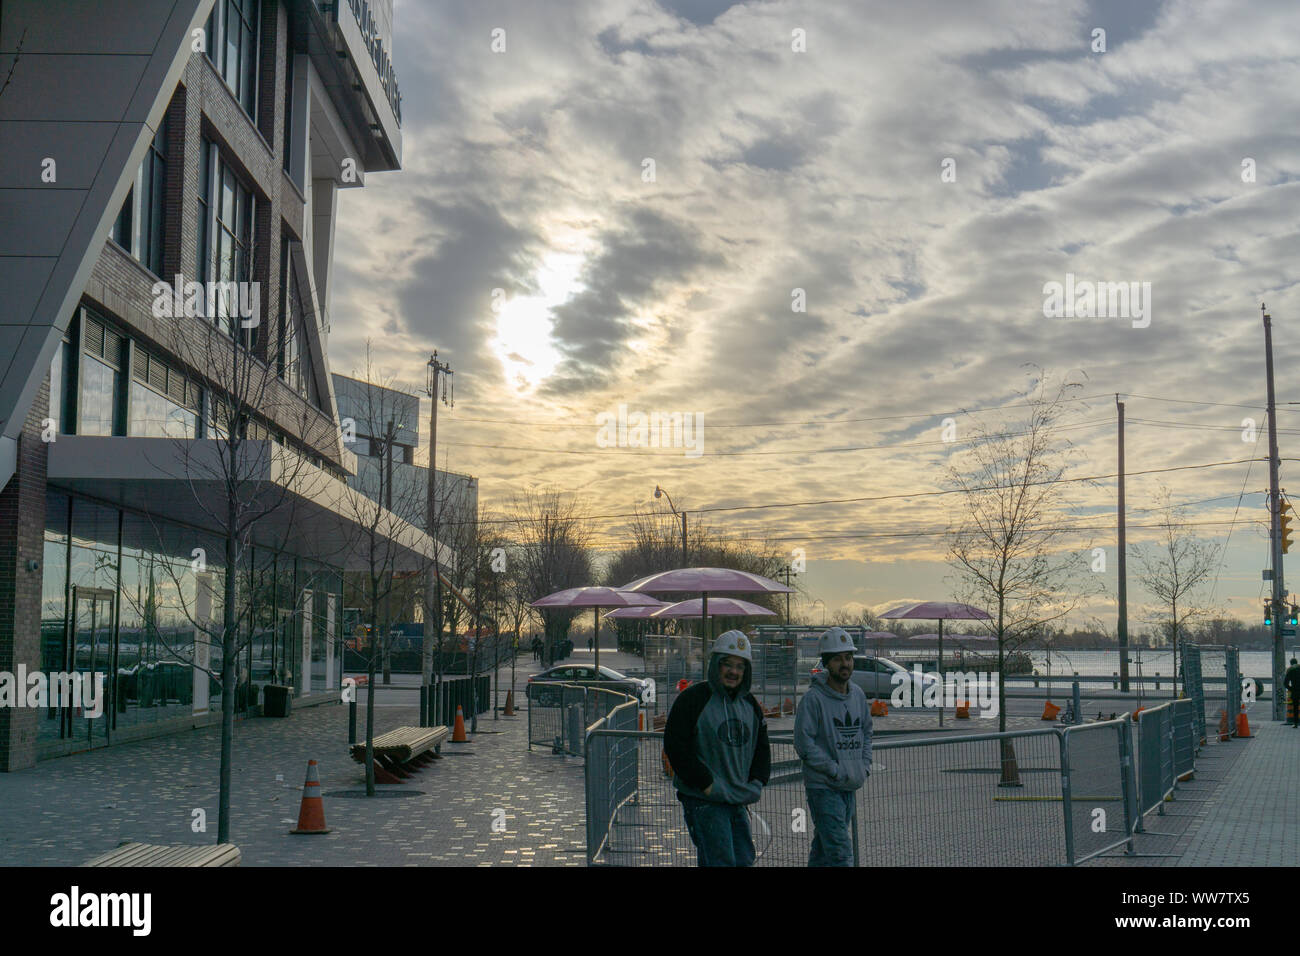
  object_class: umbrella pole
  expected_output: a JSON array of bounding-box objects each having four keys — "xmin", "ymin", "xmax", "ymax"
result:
[
  {"xmin": 701, "ymin": 593, "xmax": 709, "ymax": 680},
  {"xmin": 938, "ymin": 618, "xmax": 944, "ymax": 727}
]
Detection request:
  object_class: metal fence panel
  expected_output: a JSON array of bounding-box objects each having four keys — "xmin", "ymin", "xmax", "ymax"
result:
[
  {"xmin": 860, "ymin": 729, "xmax": 1069, "ymax": 867},
  {"xmin": 1135, "ymin": 702, "xmax": 1178, "ymax": 827},
  {"xmin": 1172, "ymin": 698, "xmax": 1196, "ymax": 778},
  {"xmin": 588, "ymin": 726, "xmax": 1090, "ymax": 867},
  {"xmin": 1060, "ymin": 719, "xmax": 1135, "ymax": 865},
  {"xmin": 1180, "ymin": 643, "xmax": 1205, "ymax": 742}
]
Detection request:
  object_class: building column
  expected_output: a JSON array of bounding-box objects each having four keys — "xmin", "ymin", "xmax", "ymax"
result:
[{"xmin": 0, "ymin": 380, "xmax": 50, "ymax": 771}]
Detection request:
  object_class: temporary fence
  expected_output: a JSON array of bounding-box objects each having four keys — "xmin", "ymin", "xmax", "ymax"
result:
[
  {"xmin": 1134, "ymin": 698, "xmax": 1198, "ymax": 827},
  {"xmin": 586, "ymin": 715, "xmax": 1158, "ymax": 867},
  {"xmin": 528, "ymin": 683, "xmax": 638, "ymax": 754},
  {"xmin": 641, "ymin": 636, "xmax": 797, "ymax": 715},
  {"xmin": 1180, "ymin": 643, "xmax": 1241, "ymax": 743}
]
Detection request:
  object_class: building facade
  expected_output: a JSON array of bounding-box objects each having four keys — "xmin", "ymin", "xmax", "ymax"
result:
[{"xmin": 0, "ymin": 0, "xmax": 430, "ymax": 770}]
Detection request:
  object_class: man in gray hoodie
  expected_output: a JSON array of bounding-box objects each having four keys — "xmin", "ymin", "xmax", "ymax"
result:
[
  {"xmin": 794, "ymin": 626, "xmax": 873, "ymax": 866},
  {"xmin": 664, "ymin": 630, "xmax": 771, "ymax": 866}
]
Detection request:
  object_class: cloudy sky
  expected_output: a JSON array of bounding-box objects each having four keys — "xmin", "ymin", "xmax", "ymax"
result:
[{"xmin": 328, "ymin": 0, "xmax": 1300, "ymax": 630}]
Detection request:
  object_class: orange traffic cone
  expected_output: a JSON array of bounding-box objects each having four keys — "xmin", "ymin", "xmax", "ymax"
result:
[
  {"xmin": 783, "ymin": 697, "xmax": 794, "ymax": 715},
  {"xmin": 290, "ymin": 760, "xmax": 330, "ymax": 834},
  {"xmin": 1042, "ymin": 701, "xmax": 1060, "ymax": 721},
  {"xmin": 1236, "ymin": 705, "xmax": 1252, "ymax": 738},
  {"xmin": 452, "ymin": 705, "xmax": 468, "ymax": 742},
  {"xmin": 1218, "ymin": 709, "xmax": 1230, "ymax": 742},
  {"xmin": 503, "ymin": 690, "xmax": 515, "ymax": 717},
  {"xmin": 955, "ymin": 701, "xmax": 971, "ymax": 719}
]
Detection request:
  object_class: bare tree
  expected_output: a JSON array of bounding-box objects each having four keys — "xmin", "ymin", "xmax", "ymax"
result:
[
  {"xmin": 1132, "ymin": 487, "xmax": 1221, "ymax": 683},
  {"xmin": 332, "ymin": 356, "xmax": 429, "ymax": 795},
  {"xmin": 946, "ymin": 373, "xmax": 1095, "ymax": 747},
  {"xmin": 510, "ymin": 489, "xmax": 595, "ymax": 662},
  {"xmin": 140, "ymin": 269, "xmax": 336, "ymax": 841}
]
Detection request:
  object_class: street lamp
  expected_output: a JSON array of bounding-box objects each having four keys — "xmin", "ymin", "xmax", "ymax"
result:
[{"xmin": 653, "ymin": 485, "xmax": 688, "ymax": 566}]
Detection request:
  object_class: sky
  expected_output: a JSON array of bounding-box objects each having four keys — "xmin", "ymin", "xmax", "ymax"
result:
[{"xmin": 327, "ymin": 0, "xmax": 1300, "ymax": 632}]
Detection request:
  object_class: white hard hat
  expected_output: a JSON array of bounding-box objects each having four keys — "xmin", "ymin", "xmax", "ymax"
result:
[
  {"xmin": 712, "ymin": 629, "xmax": 753, "ymax": 662},
  {"xmin": 818, "ymin": 626, "xmax": 856, "ymax": 655}
]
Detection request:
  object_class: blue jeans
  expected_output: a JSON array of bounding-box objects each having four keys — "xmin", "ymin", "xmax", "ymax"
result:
[
  {"xmin": 806, "ymin": 788, "xmax": 856, "ymax": 867},
  {"xmin": 679, "ymin": 796, "xmax": 756, "ymax": 867}
]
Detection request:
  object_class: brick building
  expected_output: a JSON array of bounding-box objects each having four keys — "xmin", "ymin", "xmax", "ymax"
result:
[{"xmin": 0, "ymin": 0, "xmax": 440, "ymax": 769}]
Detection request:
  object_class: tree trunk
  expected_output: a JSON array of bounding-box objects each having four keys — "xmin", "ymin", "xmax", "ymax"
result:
[{"xmin": 217, "ymin": 508, "xmax": 238, "ymax": 843}]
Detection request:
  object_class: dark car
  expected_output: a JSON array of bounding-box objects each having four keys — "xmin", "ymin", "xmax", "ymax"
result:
[{"xmin": 526, "ymin": 664, "xmax": 652, "ymax": 705}]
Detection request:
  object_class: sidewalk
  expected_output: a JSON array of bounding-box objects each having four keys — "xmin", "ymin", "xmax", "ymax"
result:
[
  {"xmin": 0, "ymin": 660, "xmax": 591, "ymax": 867},
  {"xmin": 1086, "ymin": 705, "xmax": 1296, "ymax": 867}
]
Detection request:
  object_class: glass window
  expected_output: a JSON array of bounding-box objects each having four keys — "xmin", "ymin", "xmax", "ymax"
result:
[
  {"xmin": 79, "ymin": 356, "xmax": 120, "ymax": 436},
  {"xmin": 207, "ymin": 0, "xmax": 260, "ymax": 120},
  {"xmin": 129, "ymin": 381, "xmax": 197, "ymax": 438},
  {"xmin": 40, "ymin": 493, "xmax": 71, "ymax": 743},
  {"xmin": 200, "ymin": 148, "xmax": 255, "ymax": 339}
]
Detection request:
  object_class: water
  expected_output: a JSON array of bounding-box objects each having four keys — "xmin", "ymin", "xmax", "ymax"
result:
[
  {"xmin": 1022, "ymin": 649, "xmax": 1280, "ymax": 681},
  {"xmin": 869, "ymin": 646, "xmax": 1286, "ymax": 680}
]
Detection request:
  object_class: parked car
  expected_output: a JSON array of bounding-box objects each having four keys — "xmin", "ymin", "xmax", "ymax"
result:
[
  {"xmin": 809, "ymin": 655, "xmax": 939, "ymax": 702},
  {"xmin": 526, "ymin": 664, "xmax": 652, "ymax": 704}
]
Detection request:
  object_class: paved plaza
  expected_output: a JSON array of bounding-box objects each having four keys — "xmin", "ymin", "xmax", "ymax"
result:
[{"xmin": 0, "ymin": 652, "xmax": 1291, "ymax": 867}]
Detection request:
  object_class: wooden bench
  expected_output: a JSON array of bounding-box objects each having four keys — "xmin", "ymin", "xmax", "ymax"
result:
[
  {"xmin": 83, "ymin": 842, "xmax": 240, "ymax": 867},
  {"xmin": 349, "ymin": 725, "xmax": 449, "ymax": 784}
]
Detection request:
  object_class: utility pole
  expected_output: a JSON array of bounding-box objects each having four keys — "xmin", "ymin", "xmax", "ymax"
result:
[
  {"xmin": 1264, "ymin": 306, "xmax": 1286, "ymax": 721},
  {"xmin": 776, "ymin": 565, "xmax": 796, "ymax": 622},
  {"xmin": 423, "ymin": 351, "xmax": 453, "ymax": 713},
  {"xmin": 1116, "ymin": 395, "xmax": 1129, "ymax": 693}
]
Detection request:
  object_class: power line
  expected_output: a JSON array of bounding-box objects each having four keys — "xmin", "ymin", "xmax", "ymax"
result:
[{"xmin": 453, "ymin": 456, "xmax": 1269, "ymax": 528}]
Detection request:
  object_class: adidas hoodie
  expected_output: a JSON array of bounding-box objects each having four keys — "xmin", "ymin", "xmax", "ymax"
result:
[{"xmin": 794, "ymin": 670, "xmax": 873, "ymax": 791}]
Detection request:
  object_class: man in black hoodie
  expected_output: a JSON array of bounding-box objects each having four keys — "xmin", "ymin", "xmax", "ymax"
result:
[{"xmin": 664, "ymin": 630, "xmax": 772, "ymax": 866}]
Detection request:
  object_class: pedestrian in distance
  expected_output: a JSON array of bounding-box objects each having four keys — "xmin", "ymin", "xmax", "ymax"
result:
[
  {"xmin": 794, "ymin": 626, "xmax": 873, "ymax": 867},
  {"xmin": 1286, "ymin": 657, "xmax": 1300, "ymax": 727},
  {"xmin": 664, "ymin": 630, "xmax": 771, "ymax": 866}
]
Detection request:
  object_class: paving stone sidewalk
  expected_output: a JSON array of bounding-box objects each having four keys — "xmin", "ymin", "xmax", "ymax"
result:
[
  {"xmin": 1086, "ymin": 704, "xmax": 1294, "ymax": 868},
  {"xmin": 0, "ymin": 665, "xmax": 590, "ymax": 867}
]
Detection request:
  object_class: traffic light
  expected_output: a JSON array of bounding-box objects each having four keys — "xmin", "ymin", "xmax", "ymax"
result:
[
  {"xmin": 1282, "ymin": 500, "xmax": 1295, "ymax": 554},
  {"xmin": 1265, "ymin": 601, "xmax": 1274, "ymax": 627},
  {"xmin": 1291, "ymin": 603, "xmax": 1298, "ymax": 627}
]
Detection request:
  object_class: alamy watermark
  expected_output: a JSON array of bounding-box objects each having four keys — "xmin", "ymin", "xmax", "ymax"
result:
[
  {"xmin": 595, "ymin": 404, "xmax": 704, "ymax": 458},
  {"xmin": 151, "ymin": 274, "xmax": 260, "ymax": 328},
  {"xmin": 1042, "ymin": 273, "xmax": 1151, "ymax": 328},
  {"xmin": 890, "ymin": 668, "xmax": 998, "ymax": 717},
  {"xmin": 0, "ymin": 667, "xmax": 106, "ymax": 718}
]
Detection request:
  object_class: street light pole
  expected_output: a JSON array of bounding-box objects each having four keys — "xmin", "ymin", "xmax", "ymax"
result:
[
  {"xmin": 654, "ymin": 485, "xmax": 687, "ymax": 565},
  {"xmin": 423, "ymin": 351, "xmax": 453, "ymax": 712}
]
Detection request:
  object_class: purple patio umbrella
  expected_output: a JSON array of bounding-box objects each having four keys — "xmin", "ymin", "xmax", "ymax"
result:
[
  {"xmin": 622, "ymin": 568, "xmax": 793, "ymax": 678},
  {"xmin": 531, "ymin": 587, "xmax": 662, "ymax": 672},
  {"xmin": 881, "ymin": 601, "xmax": 993, "ymax": 726},
  {"xmin": 650, "ymin": 597, "xmax": 778, "ymax": 619}
]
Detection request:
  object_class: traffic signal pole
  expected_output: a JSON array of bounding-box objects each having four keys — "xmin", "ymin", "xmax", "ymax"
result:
[
  {"xmin": 1263, "ymin": 307, "xmax": 1286, "ymax": 721},
  {"xmin": 1116, "ymin": 396, "xmax": 1130, "ymax": 693}
]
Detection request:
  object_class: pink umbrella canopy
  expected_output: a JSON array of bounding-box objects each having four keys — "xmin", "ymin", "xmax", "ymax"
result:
[
  {"xmin": 622, "ymin": 568, "xmax": 794, "ymax": 594},
  {"xmin": 530, "ymin": 587, "xmax": 663, "ymax": 670},
  {"xmin": 622, "ymin": 568, "xmax": 792, "ymax": 678},
  {"xmin": 603, "ymin": 602, "xmax": 669, "ymax": 620},
  {"xmin": 879, "ymin": 602, "xmax": 991, "ymax": 727},
  {"xmin": 530, "ymin": 587, "xmax": 663, "ymax": 609},
  {"xmin": 651, "ymin": 597, "xmax": 777, "ymax": 619},
  {"xmin": 880, "ymin": 601, "xmax": 992, "ymax": 621}
]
